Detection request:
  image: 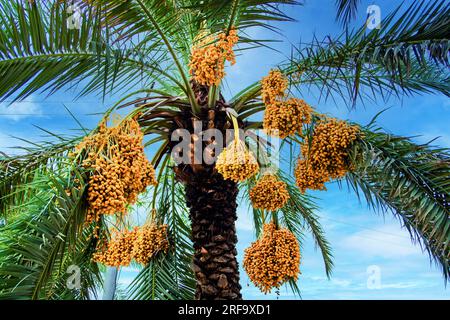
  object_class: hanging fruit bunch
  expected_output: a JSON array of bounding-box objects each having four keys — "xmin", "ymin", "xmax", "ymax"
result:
[
  {"xmin": 93, "ymin": 228, "xmax": 138, "ymax": 267},
  {"xmin": 132, "ymin": 223, "xmax": 170, "ymax": 266},
  {"xmin": 93, "ymin": 222, "xmax": 170, "ymax": 267},
  {"xmin": 295, "ymin": 117, "xmax": 360, "ymax": 193},
  {"xmin": 189, "ymin": 28, "xmax": 239, "ymax": 86},
  {"xmin": 261, "ymin": 70, "xmax": 313, "ymax": 138},
  {"xmin": 216, "ymin": 139, "xmax": 259, "ymax": 182},
  {"xmin": 261, "ymin": 69, "xmax": 288, "ymax": 104},
  {"xmin": 249, "ymin": 174, "xmax": 290, "ymax": 212},
  {"xmin": 74, "ymin": 116, "xmax": 158, "ymax": 223},
  {"xmin": 263, "ymin": 98, "xmax": 313, "ymax": 139},
  {"xmin": 243, "ymin": 222, "xmax": 300, "ymax": 293},
  {"xmin": 216, "ymin": 114, "xmax": 259, "ymax": 182}
]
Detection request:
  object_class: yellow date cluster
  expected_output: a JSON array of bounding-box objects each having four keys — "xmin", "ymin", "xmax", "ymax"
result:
[
  {"xmin": 93, "ymin": 224, "xmax": 169, "ymax": 267},
  {"xmin": 132, "ymin": 224, "xmax": 170, "ymax": 265},
  {"xmin": 249, "ymin": 174, "xmax": 290, "ymax": 212},
  {"xmin": 295, "ymin": 118, "xmax": 360, "ymax": 193},
  {"xmin": 75, "ymin": 117, "xmax": 157, "ymax": 223},
  {"xmin": 261, "ymin": 70, "xmax": 313, "ymax": 139},
  {"xmin": 263, "ymin": 98, "xmax": 313, "ymax": 139},
  {"xmin": 261, "ymin": 69, "xmax": 288, "ymax": 104},
  {"xmin": 189, "ymin": 28, "xmax": 239, "ymax": 86},
  {"xmin": 216, "ymin": 140, "xmax": 259, "ymax": 182},
  {"xmin": 243, "ymin": 223, "xmax": 300, "ymax": 293}
]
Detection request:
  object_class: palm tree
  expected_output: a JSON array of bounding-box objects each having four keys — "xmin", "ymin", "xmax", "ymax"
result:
[{"xmin": 0, "ymin": 0, "xmax": 448, "ymax": 300}]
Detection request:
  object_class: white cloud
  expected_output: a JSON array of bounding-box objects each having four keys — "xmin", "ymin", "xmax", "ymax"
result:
[
  {"xmin": 117, "ymin": 267, "xmax": 140, "ymax": 287},
  {"xmin": 304, "ymin": 275, "xmax": 352, "ymax": 288},
  {"xmin": 120, "ymin": 266, "xmax": 140, "ymax": 273},
  {"xmin": 117, "ymin": 276, "xmax": 135, "ymax": 287},
  {"xmin": 0, "ymin": 97, "xmax": 42, "ymax": 121},
  {"xmin": 0, "ymin": 130, "xmax": 38, "ymax": 156},
  {"xmin": 332, "ymin": 278, "xmax": 352, "ymax": 287},
  {"xmin": 339, "ymin": 224, "xmax": 421, "ymax": 258},
  {"xmin": 379, "ymin": 282, "xmax": 419, "ymax": 289}
]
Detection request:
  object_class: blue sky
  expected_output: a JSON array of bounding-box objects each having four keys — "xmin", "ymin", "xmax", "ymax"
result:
[{"xmin": 0, "ymin": 0, "xmax": 449, "ymax": 299}]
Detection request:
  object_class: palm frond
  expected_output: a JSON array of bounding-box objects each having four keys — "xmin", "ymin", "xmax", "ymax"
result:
[
  {"xmin": 0, "ymin": 136, "xmax": 81, "ymax": 221},
  {"xmin": 190, "ymin": 0, "xmax": 299, "ymax": 33},
  {"xmin": 233, "ymin": 0, "xmax": 450, "ymax": 108},
  {"xmin": 335, "ymin": 0, "xmax": 361, "ymax": 26},
  {"xmin": 287, "ymin": 0, "xmax": 450, "ymax": 104},
  {"xmin": 127, "ymin": 158, "xmax": 195, "ymax": 300},
  {"xmin": 347, "ymin": 124, "xmax": 450, "ymax": 281},
  {"xmin": 0, "ymin": 167, "xmax": 102, "ymax": 299},
  {"xmin": 88, "ymin": 0, "xmax": 199, "ymax": 110},
  {"xmin": 0, "ymin": 0, "xmax": 171, "ymax": 102},
  {"xmin": 277, "ymin": 171, "xmax": 334, "ymax": 278}
]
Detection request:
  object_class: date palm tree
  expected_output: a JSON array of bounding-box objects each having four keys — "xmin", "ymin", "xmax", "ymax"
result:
[{"xmin": 0, "ymin": 0, "xmax": 449, "ymax": 300}]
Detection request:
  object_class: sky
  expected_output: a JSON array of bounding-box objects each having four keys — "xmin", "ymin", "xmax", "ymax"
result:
[{"xmin": 0, "ymin": 0, "xmax": 449, "ymax": 299}]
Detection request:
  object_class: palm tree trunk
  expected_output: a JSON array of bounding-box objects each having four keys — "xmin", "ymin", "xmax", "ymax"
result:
[{"xmin": 185, "ymin": 171, "xmax": 242, "ymax": 300}]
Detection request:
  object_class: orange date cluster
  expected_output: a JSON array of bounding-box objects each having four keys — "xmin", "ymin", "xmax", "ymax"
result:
[
  {"xmin": 249, "ymin": 174, "xmax": 290, "ymax": 212},
  {"xmin": 261, "ymin": 69, "xmax": 288, "ymax": 104},
  {"xmin": 261, "ymin": 70, "xmax": 313, "ymax": 138},
  {"xmin": 75, "ymin": 117, "xmax": 157, "ymax": 224},
  {"xmin": 215, "ymin": 140, "xmax": 259, "ymax": 182},
  {"xmin": 243, "ymin": 223, "xmax": 300, "ymax": 293},
  {"xmin": 295, "ymin": 118, "xmax": 360, "ymax": 193},
  {"xmin": 93, "ymin": 223, "xmax": 169, "ymax": 267},
  {"xmin": 189, "ymin": 28, "xmax": 239, "ymax": 86},
  {"xmin": 263, "ymin": 97, "xmax": 313, "ymax": 139}
]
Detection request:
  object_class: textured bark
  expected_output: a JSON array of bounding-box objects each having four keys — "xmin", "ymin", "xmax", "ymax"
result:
[
  {"xmin": 168, "ymin": 81, "xmax": 242, "ymax": 299},
  {"xmin": 184, "ymin": 170, "xmax": 242, "ymax": 300}
]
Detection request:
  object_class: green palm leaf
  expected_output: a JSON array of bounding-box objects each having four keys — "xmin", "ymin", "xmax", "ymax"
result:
[
  {"xmin": 0, "ymin": 0, "xmax": 170, "ymax": 102},
  {"xmin": 347, "ymin": 124, "xmax": 450, "ymax": 281},
  {"xmin": 0, "ymin": 167, "xmax": 102, "ymax": 299},
  {"xmin": 233, "ymin": 0, "xmax": 450, "ymax": 108},
  {"xmin": 335, "ymin": 0, "xmax": 361, "ymax": 26},
  {"xmin": 127, "ymin": 157, "xmax": 195, "ymax": 300}
]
